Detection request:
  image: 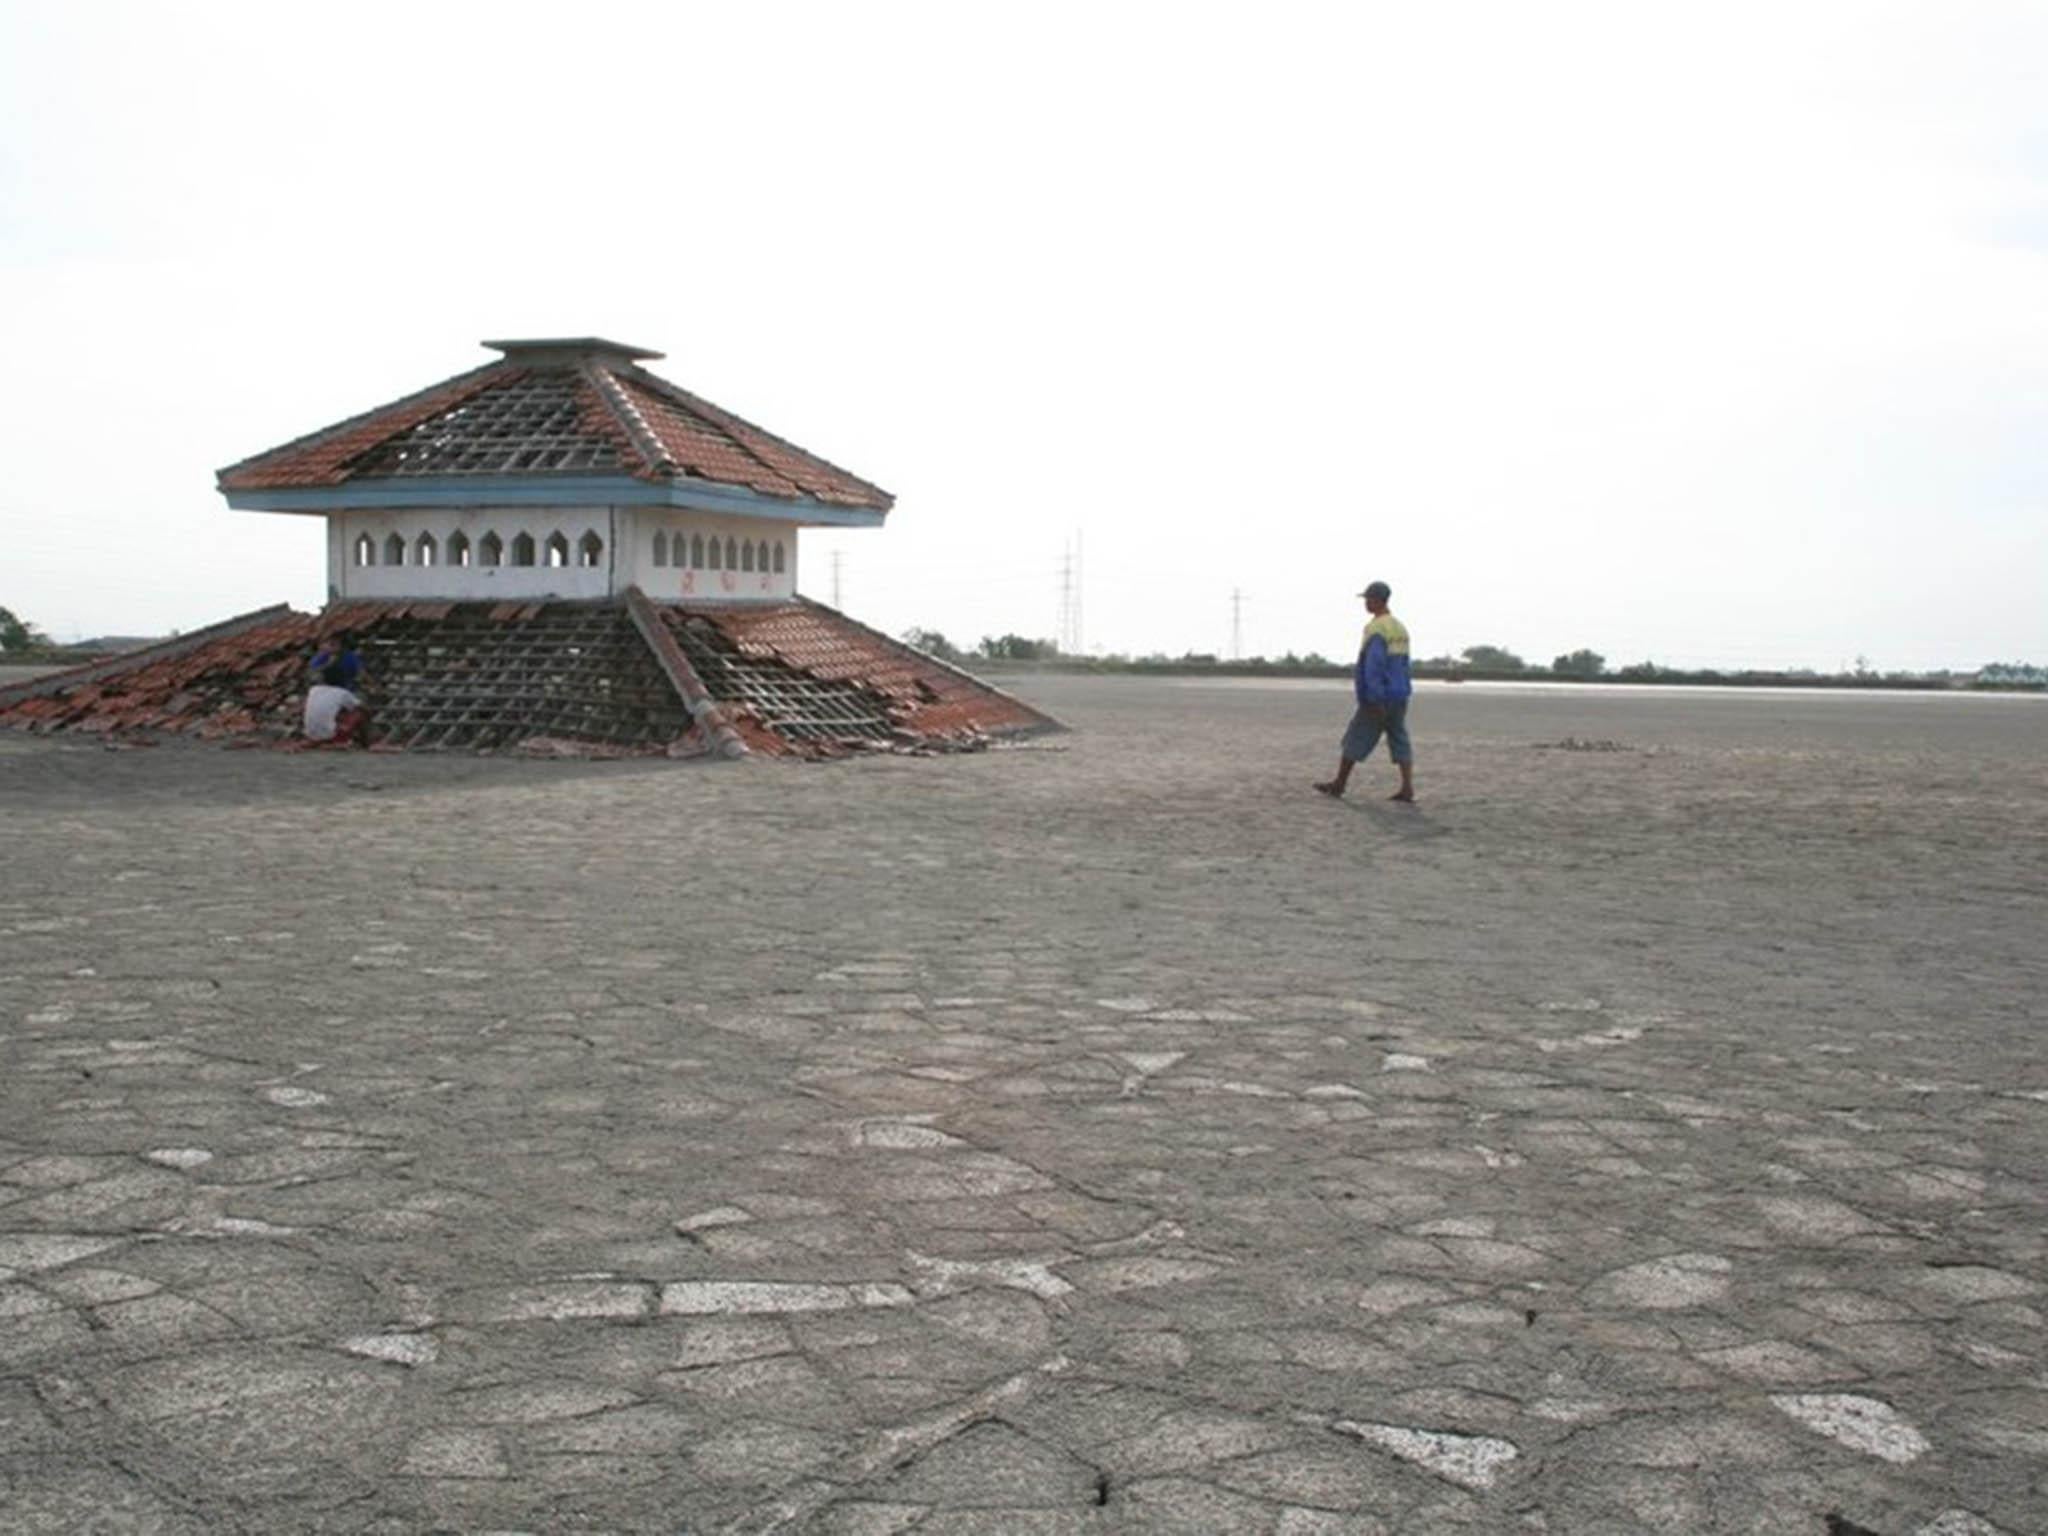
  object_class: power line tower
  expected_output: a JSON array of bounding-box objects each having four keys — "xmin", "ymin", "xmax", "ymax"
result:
[
  {"xmin": 831, "ymin": 550, "xmax": 844, "ymax": 610},
  {"xmin": 1056, "ymin": 544, "xmax": 1072, "ymax": 652},
  {"xmin": 1055, "ymin": 532, "xmax": 1085, "ymax": 655},
  {"xmin": 1072, "ymin": 531, "xmax": 1083, "ymax": 655},
  {"xmin": 1230, "ymin": 588, "xmax": 1245, "ymax": 660}
]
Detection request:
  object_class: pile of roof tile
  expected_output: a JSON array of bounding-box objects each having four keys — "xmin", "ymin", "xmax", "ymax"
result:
[
  {"xmin": 666, "ymin": 605, "xmax": 1049, "ymax": 755},
  {"xmin": 0, "ymin": 597, "xmax": 1055, "ymax": 759},
  {"xmin": 0, "ymin": 606, "xmax": 321, "ymax": 740}
]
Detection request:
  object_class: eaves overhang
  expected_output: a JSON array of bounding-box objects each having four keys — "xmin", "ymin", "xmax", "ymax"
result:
[{"xmin": 219, "ymin": 474, "xmax": 890, "ymax": 527}]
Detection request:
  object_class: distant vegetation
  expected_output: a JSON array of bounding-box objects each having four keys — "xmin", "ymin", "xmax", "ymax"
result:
[
  {"xmin": 901, "ymin": 627, "xmax": 965, "ymax": 663},
  {"xmin": 0, "ymin": 605, "xmax": 55, "ymax": 660},
  {"xmin": 906, "ymin": 625, "xmax": 2045, "ymax": 692},
  {"xmin": 976, "ymin": 634, "xmax": 1063, "ymax": 663},
  {"xmin": 1457, "ymin": 644, "xmax": 1526, "ymax": 672},
  {"xmin": 1426, "ymin": 646, "xmax": 1603, "ymax": 678},
  {"xmin": 902, "ymin": 630, "xmax": 1065, "ymax": 664},
  {"xmin": 1, "ymin": 609, "xmax": 171, "ymax": 666}
]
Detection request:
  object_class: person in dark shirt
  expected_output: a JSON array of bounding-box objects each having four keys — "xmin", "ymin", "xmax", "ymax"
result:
[{"xmin": 308, "ymin": 631, "xmax": 364, "ymax": 690}]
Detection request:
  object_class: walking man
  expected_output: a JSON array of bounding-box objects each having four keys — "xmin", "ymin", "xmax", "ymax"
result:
[{"xmin": 1316, "ymin": 580, "xmax": 1415, "ymax": 802}]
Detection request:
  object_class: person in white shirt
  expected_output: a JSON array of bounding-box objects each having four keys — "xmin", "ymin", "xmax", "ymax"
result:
[{"xmin": 303, "ymin": 664, "xmax": 369, "ymax": 745}]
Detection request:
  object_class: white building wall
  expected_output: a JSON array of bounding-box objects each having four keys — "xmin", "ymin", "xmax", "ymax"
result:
[
  {"xmin": 332, "ymin": 507, "xmax": 614, "ymax": 601},
  {"xmin": 619, "ymin": 509, "xmax": 799, "ymax": 602},
  {"xmin": 328, "ymin": 506, "xmax": 800, "ymax": 602}
]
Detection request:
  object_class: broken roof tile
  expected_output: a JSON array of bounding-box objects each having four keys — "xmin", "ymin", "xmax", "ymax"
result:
[{"xmin": 217, "ymin": 346, "xmax": 892, "ymax": 512}]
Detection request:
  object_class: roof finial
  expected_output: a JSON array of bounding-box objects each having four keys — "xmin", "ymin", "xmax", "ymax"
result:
[{"xmin": 482, "ymin": 337, "xmax": 664, "ymax": 364}]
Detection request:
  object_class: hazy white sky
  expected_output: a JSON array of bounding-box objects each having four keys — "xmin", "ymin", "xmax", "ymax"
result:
[{"xmin": 3, "ymin": 1, "xmax": 2044, "ymax": 670}]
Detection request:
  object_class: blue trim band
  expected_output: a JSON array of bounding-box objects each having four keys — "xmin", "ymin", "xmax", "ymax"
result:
[{"xmin": 221, "ymin": 475, "xmax": 887, "ymax": 527}]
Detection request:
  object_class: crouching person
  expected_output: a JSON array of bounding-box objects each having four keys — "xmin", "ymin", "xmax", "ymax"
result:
[{"xmin": 303, "ymin": 664, "xmax": 370, "ymax": 747}]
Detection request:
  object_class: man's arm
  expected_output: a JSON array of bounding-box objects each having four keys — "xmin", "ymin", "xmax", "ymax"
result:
[{"xmin": 1360, "ymin": 633, "xmax": 1389, "ymax": 709}]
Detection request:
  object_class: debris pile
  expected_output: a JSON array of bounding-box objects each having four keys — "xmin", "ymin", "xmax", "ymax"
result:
[
  {"xmin": 1532, "ymin": 737, "xmax": 1639, "ymax": 753},
  {"xmin": 666, "ymin": 603, "xmax": 1044, "ymax": 756},
  {"xmin": 0, "ymin": 606, "xmax": 322, "ymax": 740}
]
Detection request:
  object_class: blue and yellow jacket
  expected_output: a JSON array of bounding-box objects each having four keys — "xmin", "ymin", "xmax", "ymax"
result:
[{"xmin": 1356, "ymin": 613, "xmax": 1412, "ymax": 705}]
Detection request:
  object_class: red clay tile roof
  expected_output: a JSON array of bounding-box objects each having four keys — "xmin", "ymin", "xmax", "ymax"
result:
[
  {"xmin": 0, "ymin": 596, "xmax": 1054, "ymax": 758},
  {"xmin": 671, "ymin": 599, "xmax": 1055, "ymax": 752},
  {"xmin": 615, "ymin": 371, "xmax": 886, "ymax": 508},
  {"xmin": 217, "ymin": 345, "xmax": 892, "ymax": 510},
  {"xmin": 218, "ymin": 363, "xmax": 509, "ymax": 490},
  {"xmin": 0, "ymin": 608, "xmax": 331, "ymax": 740}
]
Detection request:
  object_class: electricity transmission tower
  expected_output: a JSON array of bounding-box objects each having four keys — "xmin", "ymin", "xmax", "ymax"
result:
[
  {"xmin": 1230, "ymin": 588, "xmax": 1245, "ymax": 660},
  {"xmin": 831, "ymin": 550, "xmax": 844, "ymax": 610},
  {"xmin": 1056, "ymin": 532, "xmax": 1084, "ymax": 654}
]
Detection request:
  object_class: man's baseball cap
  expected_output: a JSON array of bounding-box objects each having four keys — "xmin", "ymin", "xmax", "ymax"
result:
[{"xmin": 1358, "ymin": 580, "xmax": 1392, "ymax": 601}]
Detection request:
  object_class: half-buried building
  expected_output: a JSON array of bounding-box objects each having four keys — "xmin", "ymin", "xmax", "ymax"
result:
[{"xmin": 0, "ymin": 338, "xmax": 1054, "ymax": 755}]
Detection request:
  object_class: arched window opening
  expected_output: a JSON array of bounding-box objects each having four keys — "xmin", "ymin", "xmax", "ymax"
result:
[
  {"xmin": 757, "ymin": 540, "xmax": 770, "ymax": 573},
  {"xmin": 740, "ymin": 540, "xmax": 755, "ymax": 572},
  {"xmin": 512, "ymin": 532, "xmax": 536, "ymax": 567},
  {"xmin": 706, "ymin": 537, "xmax": 721, "ymax": 571},
  {"xmin": 416, "ymin": 532, "xmax": 438, "ymax": 566},
  {"xmin": 652, "ymin": 530, "xmax": 668, "ymax": 567},
  {"xmin": 579, "ymin": 530, "xmax": 604, "ymax": 567},
  {"xmin": 449, "ymin": 531, "xmax": 472, "ymax": 567},
  {"xmin": 772, "ymin": 541, "xmax": 786, "ymax": 574},
  {"xmin": 353, "ymin": 532, "xmax": 376, "ymax": 566},
  {"xmin": 479, "ymin": 532, "xmax": 503, "ymax": 567},
  {"xmin": 544, "ymin": 531, "xmax": 569, "ymax": 568},
  {"xmin": 724, "ymin": 536, "xmax": 738, "ymax": 570},
  {"xmin": 691, "ymin": 533, "xmax": 705, "ymax": 569},
  {"xmin": 384, "ymin": 533, "xmax": 407, "ymax": 566}
]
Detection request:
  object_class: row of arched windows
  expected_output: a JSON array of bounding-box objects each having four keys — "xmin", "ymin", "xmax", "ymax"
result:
[
  {"xmin": 652, "ymin": 531, "xmax": 785, "ymax": 575},
  {"xmin": 351, "ymin": 529, "xmax": 604, "ymax": 569}
]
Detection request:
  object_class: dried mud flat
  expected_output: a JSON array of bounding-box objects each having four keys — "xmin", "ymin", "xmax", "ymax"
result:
[{"xmin": 2, "ymin": 676, "xmax": 2045, "ymax": 1534}]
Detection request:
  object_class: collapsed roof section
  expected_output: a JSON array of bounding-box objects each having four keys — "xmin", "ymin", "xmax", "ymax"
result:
[
  {"xmin": 0, "ymin": 594, "xmax": 1056, "ymax": 758},
  {"xmin": 215, "ymin": 339, "xmax": 892, "ymax": 520}
]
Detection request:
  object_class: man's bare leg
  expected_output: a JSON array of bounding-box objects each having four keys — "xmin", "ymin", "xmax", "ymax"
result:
[
  {"xmin": 1315, "ymin": 758, "xmax": 1356, "ymax": 798},
  {"xmin": 1389, "ymin": 760, "xmax": 1415, "ymax": 802}
]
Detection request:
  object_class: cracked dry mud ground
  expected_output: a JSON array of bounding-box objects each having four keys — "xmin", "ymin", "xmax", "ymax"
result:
[{"xmin": 2, "ymin": 675, "xmax": 2044, "ymax": 1535}]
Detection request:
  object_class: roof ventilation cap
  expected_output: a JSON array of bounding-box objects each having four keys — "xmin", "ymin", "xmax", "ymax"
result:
[{"xmin": 481, "ymin": 337, "xmax": 664, "ymax": 365}]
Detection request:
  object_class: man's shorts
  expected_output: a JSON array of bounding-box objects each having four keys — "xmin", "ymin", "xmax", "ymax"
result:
[{"xmin": 1342, "ymin": 699, "xmax": 1412, "ymax": 764}]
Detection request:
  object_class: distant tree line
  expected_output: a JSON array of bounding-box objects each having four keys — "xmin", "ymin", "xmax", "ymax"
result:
[
  {"xmin": 903, "ymin": 624, "xmax": 2043, "ymax": 691},
  {"xmin": 902, "ymin": 629, "xmax": 1065, "ymax": 664},
  {"xmin": 1414, "ymin": 645, "xmax": 1605, "ymax": 676}
]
